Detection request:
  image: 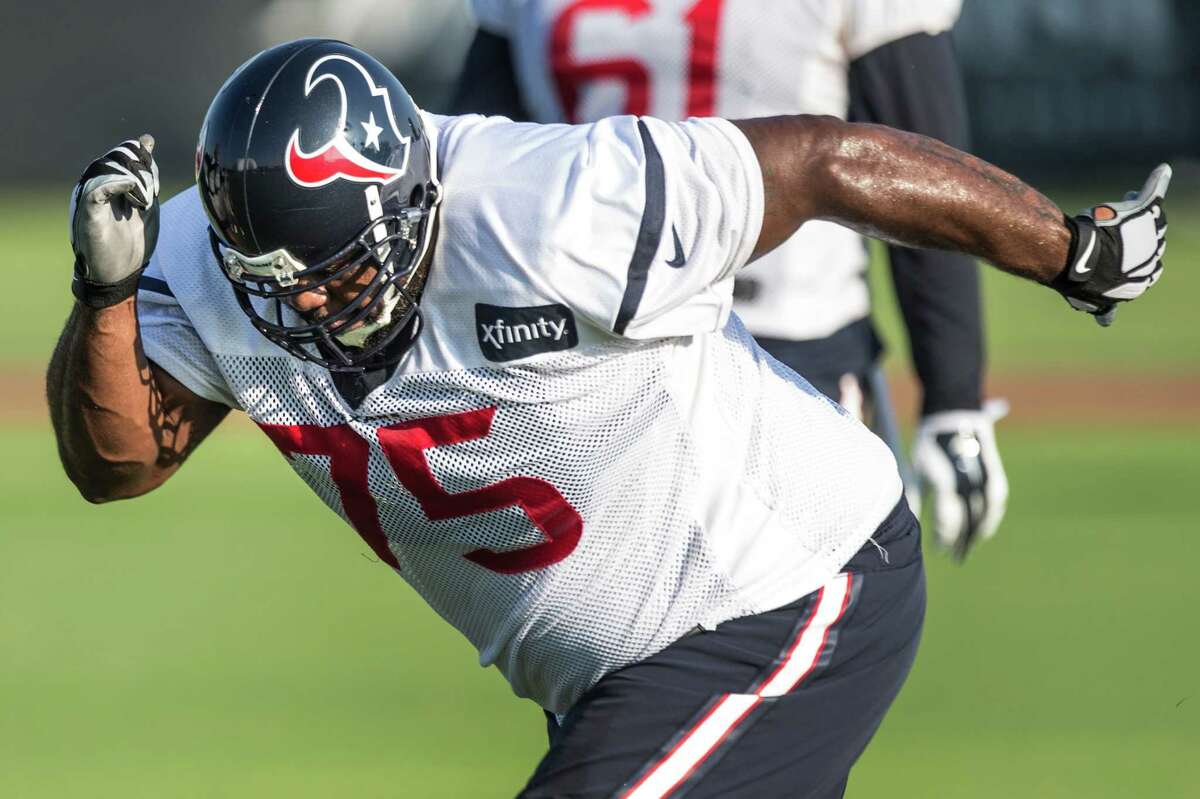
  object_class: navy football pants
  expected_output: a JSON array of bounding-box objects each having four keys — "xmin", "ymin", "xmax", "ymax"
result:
[{"xmin": 519, "ymin": 500, "xmax": 925, "ymax": 798}]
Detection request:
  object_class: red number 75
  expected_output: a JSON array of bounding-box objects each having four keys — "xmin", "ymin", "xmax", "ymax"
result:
[{"xmin": 259, "ymin": 407, "xmax": 583, "ymax": 574}]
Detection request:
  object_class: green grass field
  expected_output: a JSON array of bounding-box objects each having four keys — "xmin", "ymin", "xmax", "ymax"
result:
[
  {"xmin": 3, "ymin": 426, "xmax": 1197, "ymax": 797},
  {"xmin": 2, "ymin": 182, "xmax": 1197, "ymax": 797}
]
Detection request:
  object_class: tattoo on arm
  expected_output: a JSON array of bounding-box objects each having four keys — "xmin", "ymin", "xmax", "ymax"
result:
[
  {"xmin": 46, "ymin": 299, "xmax": 227, "ymax": 501},
  {"xmin": 147, "ymin": 361, "xmax": 228, "ymax": 471},
  {"xmin": 909, "ymin": 134, "xmax": 1062, "ymax": 231}
]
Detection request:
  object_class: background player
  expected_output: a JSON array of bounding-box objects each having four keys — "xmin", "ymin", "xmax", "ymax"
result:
[{"xmin": 452, "ymin": 0, "xmax": 1006, "ymax": 558}]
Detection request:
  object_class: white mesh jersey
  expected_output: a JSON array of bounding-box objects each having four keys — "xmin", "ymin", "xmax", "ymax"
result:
[
  {"xmin": 472, "ymin": 0, "xmax": 961, "ymax": 339},
  {"xmin": 137, "ymin": 112, "xmax": 902, "ymax": 713}
]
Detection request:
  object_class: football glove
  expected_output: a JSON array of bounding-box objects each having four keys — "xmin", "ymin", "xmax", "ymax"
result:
[
  {"xmin": 69, "ymin": 134, "xmax": 160, "ymax": 307},
  {"xmin": 1050, "ymin": 164, "xmax": 1170, "ymax": 327},
  {"xmin": 908, "ymin": 399, "xmax": 1009, "ymax": 561}
]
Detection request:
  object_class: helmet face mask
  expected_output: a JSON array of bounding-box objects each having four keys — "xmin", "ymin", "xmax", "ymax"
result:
[
  {"xmin": 196, "ymin": 38, "xmax": 441, "ymax": 372},
  {"xmin": 209, "ymin": 205, "xmax": 433, "ymax": 370}
]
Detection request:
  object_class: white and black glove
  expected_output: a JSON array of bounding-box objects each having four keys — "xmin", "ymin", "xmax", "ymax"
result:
[
  {"xmin": 1049, "ymin": 164, "xmax": 1170, "ymax": 327},
  {"xmin": 908, "ymin": 399, "xmax": 1009, "ymax": 561},
  {"xmin": 69, "ymin": 134, "xmax": 160, "ymax": 308}
]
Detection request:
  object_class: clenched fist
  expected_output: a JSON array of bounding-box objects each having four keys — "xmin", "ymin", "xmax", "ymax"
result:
[
  {"xmin": 1050, "ymin": 164, "xmax": 1170, "ymax": 326},
  {"xmin": 69, "ymin": 134, "xmax": 160, "ymax": 307}
]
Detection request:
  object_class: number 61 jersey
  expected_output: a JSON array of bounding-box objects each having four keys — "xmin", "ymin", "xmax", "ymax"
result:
[
  {"xmin": 138, "ymin": 112, "xmax": 902, "ymax": 714},
  {"xmin": 472, "ymin": 0, "xmax": 963, "ymax": 343}
]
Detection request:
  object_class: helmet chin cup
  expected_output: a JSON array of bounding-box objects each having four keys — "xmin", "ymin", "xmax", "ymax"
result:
[
  {"xmin": 333, "ymin": 284, "xmax": 401, "ymax": 347},
  {"xmin": 195, "ymin": 38, "xmax": 441, "ymax": 373}
]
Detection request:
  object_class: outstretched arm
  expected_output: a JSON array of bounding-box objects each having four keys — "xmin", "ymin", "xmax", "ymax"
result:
[
  {"xmin": 733, "ymin": 115, "xmax": 1169, "ymax": 322},
  {"xmin": 736, "ymin": 115, "xmax": 1069, "ymax": 280}
]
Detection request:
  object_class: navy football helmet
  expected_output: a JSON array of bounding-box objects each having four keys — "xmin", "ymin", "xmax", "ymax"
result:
[{"xmin": 196, "ymin": 38, "xmax": 441, "ymax": 371}]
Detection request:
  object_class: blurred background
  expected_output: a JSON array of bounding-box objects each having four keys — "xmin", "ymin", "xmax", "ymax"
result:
[{"xmin": 2, "ymin": 1, "xmax": 1197, "ymax": 796}]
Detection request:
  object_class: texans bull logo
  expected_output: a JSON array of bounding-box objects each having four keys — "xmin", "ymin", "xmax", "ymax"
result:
[{"xmin": 285, "ymin": 54, "xmax": 411, "ymax": 188}]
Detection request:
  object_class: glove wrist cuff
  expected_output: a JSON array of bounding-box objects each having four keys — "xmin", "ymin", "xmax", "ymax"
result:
[
  {"xmin": 919, "ymin": 408, "xmax": 991, "ymax": 431},
  {"xmin": 1049, "ymin": 214, "xmax": 1093, "ymax": 291},
  {"xmin": 920, "ymin": 399, "xmax": 1009, "ymax": 433},
  {"xmin": 71, "ymin": 256, "xmax": 143, "ymax": 309}
]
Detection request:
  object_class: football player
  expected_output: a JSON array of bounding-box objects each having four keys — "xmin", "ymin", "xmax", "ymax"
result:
[
  {"xmin": 451, "ymin": 0, "xmax": 1006, "ymax": 559},
  {"xmin": 49, "ymin": 40, "xmax": 1168, "ymax": 798}
]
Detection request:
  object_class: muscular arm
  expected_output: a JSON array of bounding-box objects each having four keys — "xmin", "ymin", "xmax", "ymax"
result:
[
  {"xmin": 46, "ymin": 295, "xmax": 229, "ymax": 503},
  {"xmin": 734, "ymin": 115, "xmax": 1071, "ymax": 283}
]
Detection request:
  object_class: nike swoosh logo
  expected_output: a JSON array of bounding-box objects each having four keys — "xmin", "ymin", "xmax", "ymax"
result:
[
  {"xmin": 665, "ymin": 225, "xmax": 686, "ymax": 268},
  {"xmin": 1073, "ymin": 228, "xmax": 1097, "ymax": 275}
]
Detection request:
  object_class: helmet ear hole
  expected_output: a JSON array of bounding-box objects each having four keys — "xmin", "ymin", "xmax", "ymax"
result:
[{"xmin": 409, "ymin": 184, "xmax": 425, "ymax": 208}]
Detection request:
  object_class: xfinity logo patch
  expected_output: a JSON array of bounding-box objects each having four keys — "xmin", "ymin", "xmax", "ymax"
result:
[{"xmin": 475, "ymin": 303, "xmax": 579, "ymax": 362}]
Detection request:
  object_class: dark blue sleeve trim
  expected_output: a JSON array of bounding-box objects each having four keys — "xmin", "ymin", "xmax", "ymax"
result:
[
  {"xmin": 613, "ymin": 121, "xmax": 666, "ymax": 336},
  {"xmin": 138, "ymin": 275, "xmax": 175, "ymax": 298}
]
